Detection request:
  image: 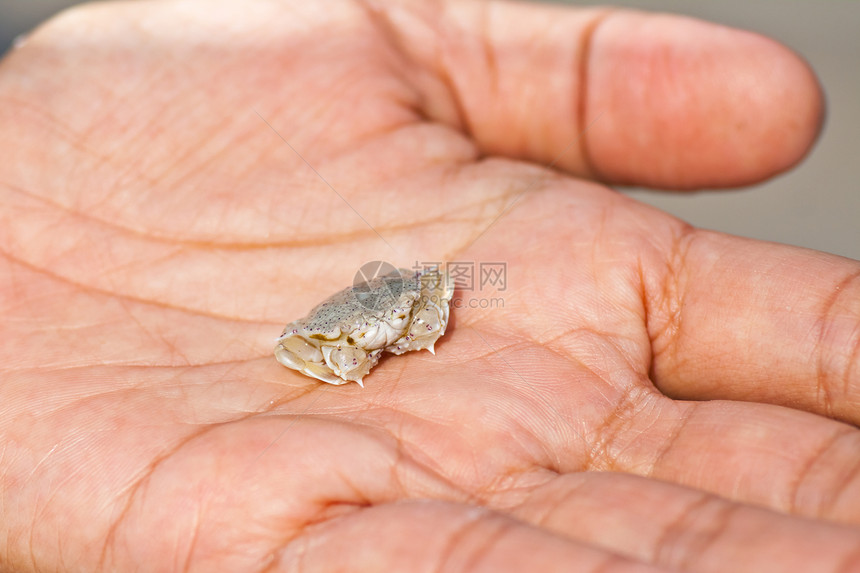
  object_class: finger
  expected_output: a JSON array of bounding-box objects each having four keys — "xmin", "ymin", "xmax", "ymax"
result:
[
  {"xmin": 643, "ymin": 228, "xmax": 860, "ymax": 425},
  {"xmin": 594, "ymin": 396, "xmax": 860, "ymax": 525},
  {"xmin": 282, "ymin": 500, "xmax": 667, "ymax": 573},
  {"xmin": 510, "ymin": 343, "xmax": 860, "ymax": 524},
  {"xmin": 514, "ymin": 472, "xmax": 860, "ymax": 573},
  {"xmin": 423, "ymin": 322, "xmax": 860, "ymax": 524},
  {"xmin": 105, "ymin": 416, "xmax": 664, "ymax": 572},
  {"xmin": 385, "ymin": 1, "xmax": 823, "ymax": 188}
]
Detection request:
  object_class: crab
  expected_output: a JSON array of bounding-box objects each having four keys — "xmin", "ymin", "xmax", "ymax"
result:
[{"xmin": 274, "ymin": 267, "xmax": 455, "ymax": 387}]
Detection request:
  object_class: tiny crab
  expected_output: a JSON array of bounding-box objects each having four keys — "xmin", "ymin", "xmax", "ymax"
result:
[{"xmin": 274, "ymin": 267, "xmax": 454, "ymax": 387}]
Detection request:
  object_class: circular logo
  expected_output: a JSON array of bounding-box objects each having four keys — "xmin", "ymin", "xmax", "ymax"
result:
[{"xmin": 352, "ymin": 261, "xmax": 404, "ymax": 310}]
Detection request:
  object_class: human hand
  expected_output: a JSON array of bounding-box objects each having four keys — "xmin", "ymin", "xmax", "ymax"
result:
[{"xmin": 1, "ymin": 1, "xmax": 856, "ymax": 571}]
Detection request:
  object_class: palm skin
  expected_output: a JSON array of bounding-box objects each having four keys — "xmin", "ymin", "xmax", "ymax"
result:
[{"xmin": 1, "ymin": 1, "xmax": 859, "ymax": 571}]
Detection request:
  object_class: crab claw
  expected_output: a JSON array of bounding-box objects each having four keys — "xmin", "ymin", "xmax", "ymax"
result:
[{"xmin": 275, "ymin": 338, "xmax": 348, "ymax": 385}]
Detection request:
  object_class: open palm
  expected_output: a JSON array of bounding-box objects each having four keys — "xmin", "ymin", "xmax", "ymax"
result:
[{"xmin": 2, "ymin": 1, "xmax": 858, "ymax": 571}]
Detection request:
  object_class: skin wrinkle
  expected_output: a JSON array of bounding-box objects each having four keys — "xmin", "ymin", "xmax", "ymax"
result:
[
  {"xmin": 1, "ymin": 177, "xmax": 308, "ymax": 248},
  {"xmin": 508, "ymin": 417, "xmax": 564, "ymax": 479},
  {"xmin": 680, "ymin": 501, "xmax": 738, "ymax": 572},
  {"xmin": 359, "ymin": 0, "xmax": 473, "ymax": 136},
  {"xmin": 815, "ymin": 270, "xmax": 860, "ymax": 419},
  {"xmin": 472, "ymin": 293, "xmax": 626, "ymax": 357},
  {"xmin": 478, "ymin": 2, "xmax": 499, "ymax": 99},
  {"xmin": 156, "ymin": 123, "xmax": 261, "ymax": 205},
  {"xmin": 303, "ymin": 500, "xmax": 372, "ymax": 534},
  {"xmin": 97, "ymin": 100, "xmax": 207, "ymax": 194},
  {"xmin": 587, "ymin": 384, "xmax": 664, "ymax": 472},
  {"xmin": 849, "ymin": 321, "xmax": 860, "ymax": 408},
  {"xmin": 25, "ymin": 521, "xmax": 36, "ymax": 573},
  {"xmin": 352, "ymin": 1, "xmax": 428, "ymax": 124},
  {"xmin": 278, "ymin": 502, "xmax": 487, "ymax": 573},
  {"xmin": 476, "ymin": 428, "xmax": 561, "ymax": 502},
  {"xmin": 26, "ymin": 444, "xmax": 60, "ymax": 482},
  {"xmin": 5, "ymin": 358, "xmax": 272, "ymax": 379},
  {"xmin": 357, "ymin": 361, "xmax": 565, "ymax": 498},
  {"xmin": 523, "ymin": 474, "xmax": 589, "ymax": 531},
  {"xmin": 97, "ymin": 424, "xmax": 219, "ymax": 571},
  {"xmin": 330, "ymin": 469, "xmax": 375, "ymax": 512},
  {"xmin": 575, "ymin": 9, "xmax": 613, "ymax": 182},
  {"xmin": 587, "ymin": 199, "xmax": 612, "ymax": 279},
  {"xmin": 462, "ymin": 519, "xmax": 518, "ymax": 573},
  {"xmin": 146, "ymin": 321, "xmax": 197, "ymax": 368},
  {"xmin": 7, "ymin": 377, "xmax": 128, "ymax": 425},
  {"xmin": 466, "ymin": 332, "xmax": 594, "ymax": 453},
  {"xmin": 30, "ymin": 471, "xmax": 73, "ymax": 572},
  {"xmin": 24, "ymin": 385, "xmax": 230, "ymax": 450},
  {"xmin": 433, "ymin": 18, "xmax": 475, "ymax": 143},
  {"xmin": 8, "ymin": 370, "xmax": 126, "ymax": 419},
  {"xmin": 0, "ymin": 247, "xmax": 264, "ymax": 325},
  {"xmin": 787, "ymin": 426, "xmax": 853, "ymax": 518},
  {"xmin": 598, "ymin": 555, "xmax": 651, "ymax": 573},
  {"xmin": 269, "ymin": 532, "xmax": 302, "ymax": 573},
  {"xmin": 652, "ymin": 494, "xmax": 733, "ymax": 571},
  {"xmin": 357, "ymin": 403, "xmax": 455, "ymax": 443},
  {"xmin": 2, "ymin": 374, "xmax": 295, "ymax": 541},
  {"xmin": 330, "ymin": 48, "xmax": 427, "ymax": 145},
  {"xmin": 535, "ymin": 325, "xmax": 606, "ymax": 349},
  {"xmin": 635, "ymin": 258, "xmax": 653, "ymax": 378},
  {"xmin": 518, "ymin": 334, "xmax": 651, "ymax": 468},
  {"xmin": 388, "ymin": 439, "xmax": 425, "ymax": 501},
  {"xmin": 9, "ymin": 385, "xmax": 398, "ymax": 560},
  {"xmin": 181, "ymin": 513, "xmax": 201, "ymax": 573},
  {"xmin": 75, "ymin": 75, "xmax": 160, "ymax": 165},
  {"xmin": 645, "ymin": 401, "xmax": 696, "ymax": 480},
  {"xmin": 6, "ymin": 106, "xmax": 486, "ymax": 244},
  {"xmin": 480, "ymin": 466, "xmax": 554, "ymax": 513},
  {"xmin": 2, "ymin": 156, "xmax": 516, "ymax": 250},
  {"xmin": 375, "ymin": 350, "xmax": 410, "ymax": 396},
  {"xmin": 384, "ymin": 430, "xmax": 475, "ymax": 506},
  {"xmin": 435, "ymin": 508, "xmax": 505, "ymax": 573},
  {"xmin": 646, "ymin": 223, "xmax": 697, "ymax": 393},
  {"xmin": 551, "ymin": 333, "xmax": 643, "ymax": 407},
  {"xmin": 298, "ymin": 416, "xmax": 471, "ymax": 506},
  {"xmin": 100, "ymin": 412, "xmax": 377, "ymax": 570},
  {"xmin": 541, "ymin": 323, "xmax": 649, "ymax": 386},
  {"xmin": 819, "ymin": 441, "xmax": 860, "ymax": 524},
  {"xmin": 0, "ymin": 96, "xmax": 96, "ymax": 157},
  {"xmin": 443, "ymin": 176, "xmax": 551, "ymax": 259},
  {"xmin": 103, "ymin": 243, "xmax": 191, "ymax": 285},
  {"xmin": 834, "ymin": 544, "xmax": 860, "ymax": 573},
  {"xmin": 847, "ymin": 317, "xmax": 860, "ymax": 401},
  {"xmin": 517, "ymin": 475, "xmax": 661, "ymax": 563}
]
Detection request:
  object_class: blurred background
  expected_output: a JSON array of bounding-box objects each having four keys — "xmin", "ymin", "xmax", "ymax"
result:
[{"xmin": 1, "ymin": 0, "xmax": 858, "ymax": 259}]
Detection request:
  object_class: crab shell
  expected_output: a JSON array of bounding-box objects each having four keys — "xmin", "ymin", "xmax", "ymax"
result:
[{"xmin": 274, "ymin": 268, "xmax": 454, "ymax": 386}]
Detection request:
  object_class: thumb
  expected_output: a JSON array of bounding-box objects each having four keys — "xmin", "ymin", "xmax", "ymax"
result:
[{"xmin": 384, "ymin": 1, "xmax": 824, "ymax": 189}]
